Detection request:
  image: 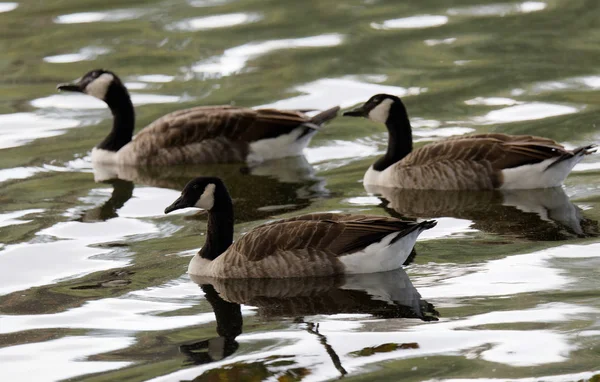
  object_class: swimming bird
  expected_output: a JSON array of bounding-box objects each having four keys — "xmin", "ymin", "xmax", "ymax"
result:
[
  {"xmin": 344, "ymin": 94, "xmax": 596, "ymax": 190},
  {"xmin": 57, "ymin": 69, "xmax": 339, "ymax": 166},
  {"xmin": 164, "ymin": 176, "xmax": 436, "ymax": 278}
]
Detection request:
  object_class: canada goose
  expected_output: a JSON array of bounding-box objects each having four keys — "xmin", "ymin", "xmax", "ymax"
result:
[
  {"xmin": 367, "ymin": 185, "xmax": 598, "ymax": 241},
  {"xmin": 57, "ymin": 69, "xmax": 340, "ymax": 166},
  {"xmin": 164, "ymin": 176, "xmax": 436, "ymax": 278},
  {"xmin": 344, "ymin": 94, "xmax": 597, "ymax": 190}
]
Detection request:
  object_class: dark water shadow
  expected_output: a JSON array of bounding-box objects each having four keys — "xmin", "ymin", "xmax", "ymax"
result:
[
  {"xmin": 179, "ymin": 283, "xmax": 242, "ymax": 366},
  {"xmin": 75, "ymin": 178, "xmax": 135, "ymax": 222},
  {"xmin": 366, "ymin": 185, "xmax": 599, "ymax": 241},
  {"xmin": 180, "ymin": 268, "xmax": 438, "ymax": 376},
  {"xmin": 84, "ymin": 155, "xmax": 328, "ymax": 223}
]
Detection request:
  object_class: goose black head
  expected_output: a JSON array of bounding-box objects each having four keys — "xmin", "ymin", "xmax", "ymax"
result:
[
  {"xmin": 57, "ymin": 69, "xmax": 123, "ymax": 102},
  {"xmin": 165, "ymin": 177, "xmax": 230, "ymax": 214},
  {"xmin": 343, "ymin": 94, "xmax": 404, "ymax": 124}
]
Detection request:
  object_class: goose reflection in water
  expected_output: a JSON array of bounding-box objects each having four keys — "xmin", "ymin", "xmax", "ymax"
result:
[
  {"xmin": 80, "ymin": 155, "xmax": 327, "ymax": 223},
  {"xmin": 180, "ymin": 268, "xmax": 438, "ymax": 377},
  {"xmin": 366, "ymin": 185, "xmax": 598, "ymax": 241},
  {"xmin": 75, "ymin": 178, "xmax": 134, "ymax": 222}
]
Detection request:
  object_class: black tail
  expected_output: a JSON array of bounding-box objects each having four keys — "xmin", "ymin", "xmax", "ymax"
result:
[
  {"xmin": 418, "ymin": 220, "xmax": 438, "ymax": 230},
  {"xmin": 546, "ymin": 144, "xmax": 597, "ymax": 170},
  {"xmin": 390, "ymin": 219, "xmax": 437, "ymax": 246},
  {"xmin": 310, "ymin": 106, "xmax": 340, "ymax": 126}
]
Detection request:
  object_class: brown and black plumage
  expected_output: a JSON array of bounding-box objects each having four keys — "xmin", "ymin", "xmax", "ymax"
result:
[
  {"xmin": 57, "ymin": 69, "xmax": 339, "ymax": 166},
  {"xmin": 344, "ymin": 94, "xmax": 596, "ymax": 190},
  {"xmin": 164, "ymin": 177, "xmax": 436, "ymax": 279}
]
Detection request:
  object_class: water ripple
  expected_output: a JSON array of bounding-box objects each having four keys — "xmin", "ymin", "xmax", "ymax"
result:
[
  {"xmin": 0, "ymin": 297, "xmax": 214, "ymax": 333},
  {"xmin": 477, "ymin": 102, "xmax": 579, "ymax": 124},
  {"xmin": 0, "ymin": 167, "xmax": 45, "ymax": 183},
  {"xmin": 0, "ymin": 240, "xmax": 123, "ymax": 296},
  {"xmin": 168, "ymin": 12, "xmax": 261, "ymax": 31},
  {"xmin": 54, "ymin": 9, "xmax": 142, "ymax": 24},
  {"xmin": 258, "ymin": 75, "xmax": 423, "ymax": 110},
  {"xmin": 188, "ymin": 0, "xmax": 231, "ymax": 7},
  {"xmin": 0, "ymin": 2, "xmax": 17, "ymax": 13},
  {"xmin": 0, "ymin": 112, "xmax": 80, "ymax": 149},
  {"xmin": 448, "ymin": 1, "xmax": 547, "ymax": 17},
  {"xmin": 192, "ymin": 33, "xmax": 344, "ymax": 77},
  {"xmin": 44, "ymin": 47, "xmax": 110, "ymax": 64},
  {"xmin": 424, "ymin": 370, "xmax": 600, "ymax": 382},
  {"xmin": 371, "ymin": 15, "xmax": 448, "ymax": 30},
  {"xmin": 0, "ymin": 336, "xmax": 134, "ymax": 381},
  {"xmin": 419, "ymin": 243, "xmax": 600, "ymax": 299},
  {"xmin": 134, "ymin": 74, "xmax": 175, "ymax": 83},
  {"xmin": 0, "ymin": 209, "xmax": 44, "ymax": 228},
  {"xmin": 31, "ymin": 93, "xmax": 183, "ymax": 110}
]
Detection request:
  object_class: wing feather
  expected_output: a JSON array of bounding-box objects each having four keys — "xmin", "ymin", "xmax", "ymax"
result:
[
  {"xmin": 233, "ymin": 214, "xmax": 428, "ymax": 261},
  {"xmin": 400, "ymin": 134, "xmax": 570, "ymax": 171},
  {"xmin": 132, "ymin": 106, "xmax": 315, "ymax": 152}
]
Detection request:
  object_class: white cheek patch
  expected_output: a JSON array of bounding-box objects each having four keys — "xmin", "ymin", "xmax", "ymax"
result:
[
  {"xmin": 195, "ymin": 183, "xmax": 216, "ymax": 210},
  {"xmin": 368, "ymin": 98, "xmax": 393, "ymax": 124},
  {"xmin": 85, "ymin": 73, "xmax": 114, "ymax": 100}
]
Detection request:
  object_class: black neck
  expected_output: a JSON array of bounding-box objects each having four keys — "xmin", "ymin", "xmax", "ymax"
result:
[
  {"xmin": 372, "ymin": 102, "xmax": 413, "ymax": 172},
  {"xmin": 97, "ymin": 83, "xmax": 135, "ymax": 152},
  {"xmin": 200, "ymin": 195, "xmax": 234, "ymax": 261}
]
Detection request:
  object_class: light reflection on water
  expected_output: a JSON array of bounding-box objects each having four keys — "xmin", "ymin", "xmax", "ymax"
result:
[
  {"xmin": 192, "ymin": 33, "xmax": 344, "ymax": 77},
  {"xmin": 53, "ymin": 9, "xmax": 143, "ymax": 24},
  {"xmin": 0, "ymin": 2, "xmax": 17, "ymax": 13},
  {"xmin": 1, "ymin": 0, "xmax": 600, "ymax": 381},
  {"xmin": 447, "ymin": 1, "xmax": 547, "ymax": 16},
  {"xmin": 478, "ymin": 102, "xmax": 579, "ymax": 124},
  {"xmin": 44, "ymin": 47, "xmax": 110, "ymax": 64},
  {"xmin": 0, "ymin": 113, "xmax": 80, "ymax": 149},
  {"xmin": 419, "ymin": 242, "xmax": 600, "ymax": 298},
  {"xmin": 258, "ymin": 76, "xmax": 423, "ymax": 110},
  {"xmin": 371, "ymin": 15, "xmax": 449, "ymax": 30},
  {"xmin": 168, "ymin": 12, "xmax": 262, "ymax": 31},
  {"xmin": 31, "ymin": 93, "xmax": 184, "ymax": 110},
  {"xmin": 1, "ymin": 336, "xmax": 134, "ymax": 382}
]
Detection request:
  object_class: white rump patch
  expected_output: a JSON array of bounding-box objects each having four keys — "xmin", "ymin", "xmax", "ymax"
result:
[
  {"xmin": 500, "ymin": 155, "xmax": 584, "ymax": 190},
  {"xmin": 196, "ymin": 183, "xmax": 216, "ymax": 210},
  {"xmin": 85, "ymin": 73, "xmax": 114, "ymax": 100},
  {"xmin": 91, "ymin": 147, "xmax": 118, "ymax": 164},
  {"xmin": 247, "ymin": 126, "xmax": 313, "ymax": 163},
  {"xmin": 340, "ymin": 229, "xmax": 421, "ymax": 274},
  {"xmin": 368, "ymin": 98, "xmax": 393, "ymax": 124}
]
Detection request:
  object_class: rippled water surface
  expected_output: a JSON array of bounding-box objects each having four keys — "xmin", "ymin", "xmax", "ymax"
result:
[{"xmin": 1, "ymin": 0, "xmax": 600, "ymax": 381}]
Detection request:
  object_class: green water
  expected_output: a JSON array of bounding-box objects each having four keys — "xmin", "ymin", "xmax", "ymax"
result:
[{"xmin": 1, "ymin": 0, "xmax": 600, "ymax": 380}]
